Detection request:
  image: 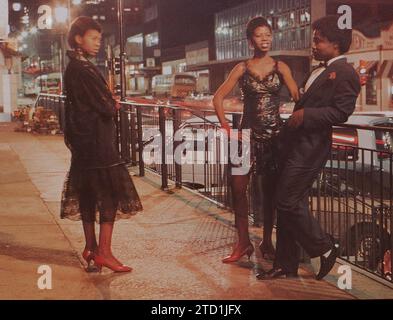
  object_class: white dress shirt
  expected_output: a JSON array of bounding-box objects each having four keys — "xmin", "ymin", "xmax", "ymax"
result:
[{"xmin": 304, "ymin": 55, "xmax": 345, "ymax": 92}]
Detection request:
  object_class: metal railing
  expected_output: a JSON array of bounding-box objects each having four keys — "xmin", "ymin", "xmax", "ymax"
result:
[
  {"xmin": 117, "ymin": 100, "xmax": 235, "ymax": 207},
  {"xmin": 118, "ymin": 100, "xmax": 393, "ymax": 284},
  {"xmin": 311, "ymin": 123, "xmax": 392, "ymax": 283},
  {"xmin": 34, "ymin": 93, "xmax": 66, "ymax": 132},
  {"xmin": 35, "ymin": 93, "xmax": 392, "ymax": 284}
]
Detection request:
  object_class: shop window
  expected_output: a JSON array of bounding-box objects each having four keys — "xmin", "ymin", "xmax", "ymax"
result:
[{"xmin": 145, "ymin": 32, "xmax": 159, "ymax": 47}]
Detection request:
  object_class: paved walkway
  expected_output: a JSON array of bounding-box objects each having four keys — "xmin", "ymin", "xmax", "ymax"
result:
[{"xmin": 0, "ymin": 122, "xmax": 391, "ymax": 299}]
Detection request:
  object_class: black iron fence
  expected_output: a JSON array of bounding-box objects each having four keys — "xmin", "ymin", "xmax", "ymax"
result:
[
  {"xmin": 117, "ymin": 100, "xmax": 233, "ymax": 206},
  {"xmin": 35, "ymin": 93, "xmax": 66, "ymax": 132},
  {"xmin": 36, "ymin": 94, "xmax": 393, "ymax": 284},
  {"xmin": 311, "ymin": 123, "xmax": 392, "ymax": 283},
  {"xmin": 117, "ymin": 100, "xmax": 393, "ymax": 284}
]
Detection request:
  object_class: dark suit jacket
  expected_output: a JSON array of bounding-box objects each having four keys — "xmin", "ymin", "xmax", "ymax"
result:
[{"xmin": 282, "ymin": 57, "xmax": 361, "ymax": 170}]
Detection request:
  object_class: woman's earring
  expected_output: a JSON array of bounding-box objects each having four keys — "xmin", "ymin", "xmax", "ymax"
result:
[
  {"xmin": 248, "ymin": 41, "xmax": 254, "ymax": 51},
  {"xmin": 76, "ymin": 47, "xmax": 83, "ymax": 57}
]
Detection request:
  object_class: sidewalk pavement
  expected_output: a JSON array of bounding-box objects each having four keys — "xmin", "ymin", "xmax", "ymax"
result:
[{"xmin": 0, "ymin": 122, "xmax": 391, "ymax": 300}]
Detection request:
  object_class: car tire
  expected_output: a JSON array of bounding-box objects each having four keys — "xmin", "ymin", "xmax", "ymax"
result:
[{"xmin": 345, "ymin": 222, "xmax": 391, "ymax": 271}]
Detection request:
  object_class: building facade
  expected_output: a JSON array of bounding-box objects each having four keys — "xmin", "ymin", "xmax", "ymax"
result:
[
  {"xmin": 0, "ymin": 43, "xmax": 22, "ymax": 121},
  {"xmin": 189, "ymin": 0, "xmax": 315, "ymax": 99},
  {"xmin": 188, "ymin": 0, "xmax": 393, "ymax": 105},
  {"xmin": 346, "ymin": 22, "xmax": 393, "ymax": 110}
]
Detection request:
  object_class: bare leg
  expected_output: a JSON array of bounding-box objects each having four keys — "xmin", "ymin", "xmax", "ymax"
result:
[
  {"xmin": 232, "ymin": 174, "xmax": 251, "ymax": 248},
  {"xmin": 98, "ymin": 222, "xmax": 116, "ymax": 260},
  {"xmin": 81, "ymin": 221, "xmax": 100, "ymax": 271},
  {"xmin": 97, "ymin": 222, "xmax": 129, "ymax": 267},
  {"xmin": 82, "ymin": 222, "xmax": 98, "ymax": 252},
  {"xmin": 222, "ymin": 174, "xmax": 254, "ymax": 262}
]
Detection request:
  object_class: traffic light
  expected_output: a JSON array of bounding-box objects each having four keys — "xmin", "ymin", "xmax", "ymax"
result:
[
  {"xmin": 113, "ymin": 57, "xmax": 121, "ymax": 75},
  {"xmin": 359, "ymin": 60, "xmax": 368, "ymax": 86}
]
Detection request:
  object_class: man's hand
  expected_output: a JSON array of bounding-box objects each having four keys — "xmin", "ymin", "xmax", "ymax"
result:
[
  {"xmin": 115, "ymin": 101, "xmax": 121, "ymax": 110},
  {"xmin": 287, "ymin": 109, "xmax": 304, "ymax": 128},
  {"xmin": 113, "ymin": 95, "xmax": 121, "ymax": 110}
]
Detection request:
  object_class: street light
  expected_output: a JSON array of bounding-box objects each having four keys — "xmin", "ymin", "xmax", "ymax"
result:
[
  {"xmin": 117, "ymin": 0, "xmax": 126, "ymax": 100},
  {"xmin": 54, "ymin": 1, "xmax": 80, "ymax": 93},
  {"xmin": 12, "ymin": 3, "xmax": 22, "ymax": 11}
]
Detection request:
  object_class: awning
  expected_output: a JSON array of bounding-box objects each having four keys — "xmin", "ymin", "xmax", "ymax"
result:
[{"xmin": 375, "ymin": 60, "xmax": 393, "ymax": 78}]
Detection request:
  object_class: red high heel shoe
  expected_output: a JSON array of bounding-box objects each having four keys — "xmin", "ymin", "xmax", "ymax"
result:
[
  {"xmin": 82, "ymin": 249, "xmax": 99, "ymax": 272},
  {"xmin": 222, "ymin": 244, "xmax": 254, "ymax": 263},
  {"xmin": 82, "ymin": 249, "xmax": 95, "ymax": 263},
  {"xmin": 94, "ymin": 254, "xmax": 133, "ymax": 273}
]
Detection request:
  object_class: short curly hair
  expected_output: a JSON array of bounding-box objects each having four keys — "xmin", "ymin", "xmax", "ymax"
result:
[
  {"xmin": 312, "ymin": 15, "xmax": 352, "ymax": 54},
  {"xmin": 67, "ymin": 16, "xmax": 102, "ymax": 49},
  {"xmin": 246, "ymin": 16, "xmax": 272, "ymax": 40}
]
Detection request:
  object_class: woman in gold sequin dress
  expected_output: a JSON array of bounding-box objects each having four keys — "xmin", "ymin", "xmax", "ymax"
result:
[{"xmin": 213, "ymin": 17, "xmax": 299, "ymax": 263}]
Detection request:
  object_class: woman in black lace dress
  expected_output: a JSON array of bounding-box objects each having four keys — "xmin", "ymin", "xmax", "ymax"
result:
[
  {"xmin": 61, "ymin": 16, "xmax": 142, "ymax": 273},
  {"xmin": 213, "ymin": 17, "xmax": 299, "ymax": 263}
]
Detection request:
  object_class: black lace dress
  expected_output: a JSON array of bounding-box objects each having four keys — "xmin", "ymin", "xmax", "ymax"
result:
[
  {"xmin": 60, "ymin": 51, "xmax": 143, "ymax": 223},
  {"xmin": 238, "ymin": 59, "xmax": 283, "ymax": 175}
]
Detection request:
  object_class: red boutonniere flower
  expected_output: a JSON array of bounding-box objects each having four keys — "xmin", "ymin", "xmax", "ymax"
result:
[{"xmin": 328, "ymin": 72, "xmax": 336, "ymax": 80}]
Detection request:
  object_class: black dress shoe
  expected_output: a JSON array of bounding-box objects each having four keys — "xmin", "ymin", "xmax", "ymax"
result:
[
  {"xmin": 316, "ymin": 236, "xmax": 339, "ymax": 280},
  {"xmin": 256, "ymin": 268, "xmax": 298, "ymax": 280}
]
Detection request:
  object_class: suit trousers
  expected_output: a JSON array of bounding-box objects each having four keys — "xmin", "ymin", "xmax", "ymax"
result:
[{"xmin": 274, "ymin": 134, "xmax": 333, "ymax": 272}]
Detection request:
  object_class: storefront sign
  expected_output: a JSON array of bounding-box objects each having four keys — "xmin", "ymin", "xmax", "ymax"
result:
[
  {"xmin": 350, "ymin": 30, "xmax": 380, "ymax": 52},
  {"xmin": 186, "ymin": 48, "xmax": 209, "ymax": 66},
  {"xmin": 146, "ymin": 58, "xmax": 155, "ymax": 67},
  {"xmin": 350, "ymin": 22, "xmax": 393, "ymax": 53}
]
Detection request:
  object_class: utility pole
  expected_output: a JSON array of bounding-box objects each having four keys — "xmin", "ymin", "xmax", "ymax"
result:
[
  {"xmin": 117, "ymin": 0, "xmax": 126, "ymax": 101},
  {"xmin": 116, "ymin": 0, "xmax": 129, "ymax": 159}
]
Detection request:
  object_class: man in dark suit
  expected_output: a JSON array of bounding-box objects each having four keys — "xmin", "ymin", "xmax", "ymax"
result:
[{"xmin": 257, "ymin": 15, "xmax": 361, "ymax": 280}]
